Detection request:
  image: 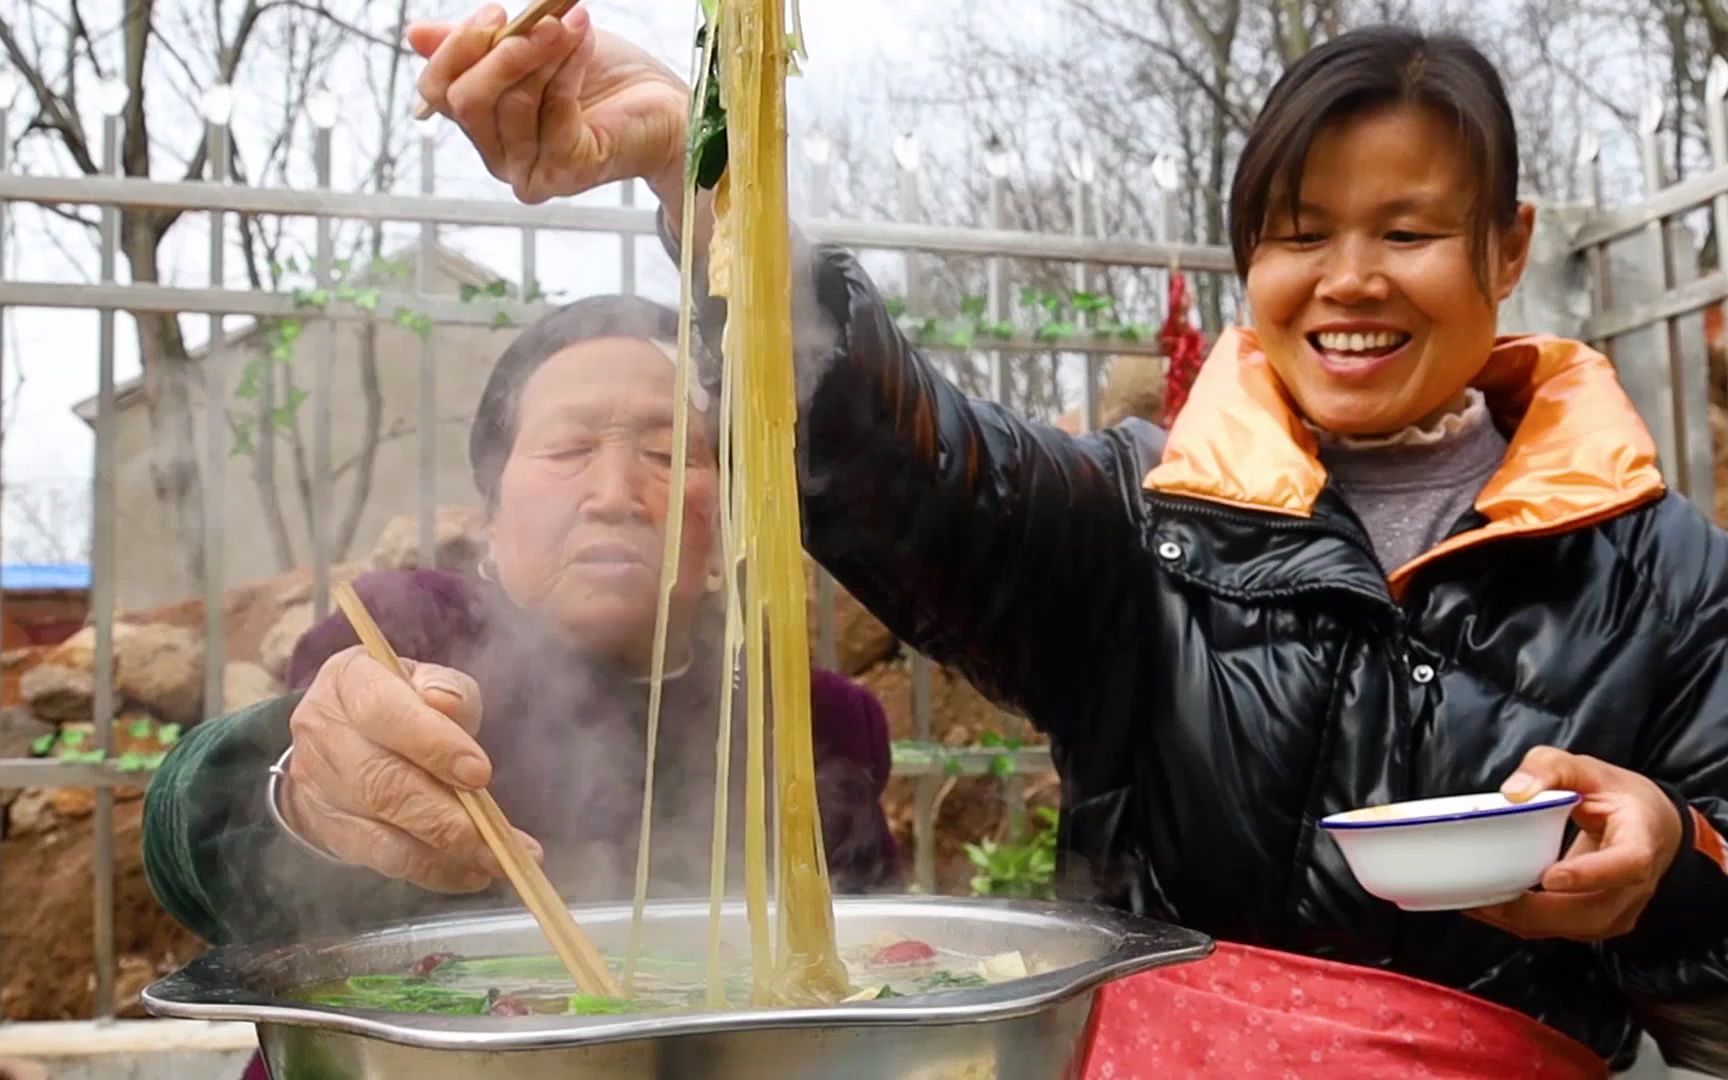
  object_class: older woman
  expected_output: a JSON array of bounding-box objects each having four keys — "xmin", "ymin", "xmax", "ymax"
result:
[
  {"xmin": 142, "ymin": 294, "xmax": 900, "ymax": 955},
  {"xmin": 410, "ymin": 9, "xmax": 1728, "ymax": 1078}
]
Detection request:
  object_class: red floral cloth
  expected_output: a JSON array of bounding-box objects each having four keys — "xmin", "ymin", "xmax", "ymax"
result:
[{"xmin": 1081, "ymin": 942, "xmax": 1607, "ymax": 1079}]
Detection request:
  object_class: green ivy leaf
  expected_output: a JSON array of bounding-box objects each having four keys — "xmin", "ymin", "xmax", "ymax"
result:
[
  {"xmin": 990, "ymin": 753, "xmax": 1015, "ymax": 779},
  {"xmin": 284, "ymin": 255, "xmax": 302, "ymax": 274},
  {"xmin": 941, "ymin": 756, "xmax": 963, "ymax": 777},
  {"xmin": 1036, "ymin": 321, "xmax": 1079, "ymax": 343},
  {"xmin": 964, "ymin": 842, "xmax": 993, "ymax": 870},
  {"xmin": 157, "ymin": 724, "xmax": 182, "ymax": 747},
  {"xmin": 280, "ymin": 321, "xmax": 303, "ymax": 344},
  {"xmin": 484, "ymin": 279, "xmax": 509, "ymax": 298},
  {"xmin": 128, "ymin": 718, "xmax": 152, "ymax": 739},
  {"xmin": 491, "ymin": 310, "xmax": 515, "ymax": 329},
  {"xmin": 1118, "ymin": 324, "xmax": 1149, "ymax": 343},
  {"xmin": 117, "ymin": 751, "xmax": 147, "ymax": 772},
  {"xmin": 354, "ymin": 287, "xmax": 382, "ymax": 312},
  {"xmin": 883, "ymin": 297, "xmax": 909, "ymax": 319},
  {"xmin": 335, "ymin": 284, "xmax": 358, "ymax": 303},
  {"xmin": 61, "ymin": 729, "xmax": 86, "ymax": 750},
  {"xmin": 959, "ymin": 295, "xmax": 987, "ymax": 319},
  {"xmin": 229, "ymin": 418, "xmax": 256, "ymax": 458},
  {"xmin": 978, "ymin": 731, "xmax": 1005, "ymax": 749},
  {"xmin": 235, "ymin": 364, "xmax": 261, "ymax": 401},
  {"xmin": 30, "ymin": 734, "xmax": 55, "ymax": 756},
  {"xmin": 459, "ymin": 283, "xmax": 481, "ymax": 303}
]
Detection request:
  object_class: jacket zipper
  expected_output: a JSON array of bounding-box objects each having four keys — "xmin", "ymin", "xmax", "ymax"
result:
[{"xmin": 1141, "ymin": 492, "xmax": 1401, "ymax": 619}]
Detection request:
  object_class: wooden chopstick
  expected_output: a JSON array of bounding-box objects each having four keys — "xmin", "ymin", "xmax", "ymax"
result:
[
  {"xmin": 413, "ymin": 0, "xmax": 580, "ymax": 121},
  {"xmin": 331, "ymin": 582, "xmax": 622, "ymax": 999}
]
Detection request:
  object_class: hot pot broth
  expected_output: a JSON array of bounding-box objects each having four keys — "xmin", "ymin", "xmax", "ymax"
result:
[{"xmin": 293, "ymin": 938, "xmax": 1027, "ymax": 1017}]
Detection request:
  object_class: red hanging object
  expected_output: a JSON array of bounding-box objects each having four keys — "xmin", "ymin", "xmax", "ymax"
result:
[{"xmin": 1159, "ymin": 272, "xmax": 1208, "ymax": 427}]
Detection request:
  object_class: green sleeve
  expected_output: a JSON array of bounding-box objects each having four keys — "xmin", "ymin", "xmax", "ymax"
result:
[{"xmin": 142, "ymin": 693, "xmax": 485, "ymax": 946}]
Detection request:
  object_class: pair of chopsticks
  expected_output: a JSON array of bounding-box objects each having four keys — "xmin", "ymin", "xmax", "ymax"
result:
[
  {"xmin": 332, "ymin": 582, "xmax": 621, "ymax": 999},
  {"xmin": 413, "ymin": 0, "xmax": 580, "ymax": 121}
]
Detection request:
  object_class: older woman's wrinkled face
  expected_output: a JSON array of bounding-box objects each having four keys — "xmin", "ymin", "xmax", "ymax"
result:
[{"xmin": 490, "ymin": 338, "xmax": 719, "ymax": 668}]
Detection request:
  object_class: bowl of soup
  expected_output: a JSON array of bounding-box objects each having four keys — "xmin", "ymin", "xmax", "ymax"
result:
[
  {"xmin": 1320, "ymin": 790, "xmax": 1579, "ymax": 912},
  {"xmin": 143, "ymin": 895, "xmax": 1212, "ymax": 1080}
]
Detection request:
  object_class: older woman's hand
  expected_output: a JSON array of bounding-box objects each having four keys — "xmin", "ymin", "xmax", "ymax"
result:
[
  {"xmin": 1467, "ymin": 747, "xmax": 1683, "ymax": 941},
  {"xmin": 279, "ymin": 646, "xmax": 542, "ymax": 893},
  {"xmin": 405, "ymin": 5, "xmax": 690, "ymax": 211}
]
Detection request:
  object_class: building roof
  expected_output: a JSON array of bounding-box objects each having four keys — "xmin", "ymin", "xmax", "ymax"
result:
[
  {"xmin": 71, "ymin": 242, "xmax": 513, "ymax": 426},
  {"xmin": 2, "ymin": 564, "xmax": 91, "ymax": 591}
]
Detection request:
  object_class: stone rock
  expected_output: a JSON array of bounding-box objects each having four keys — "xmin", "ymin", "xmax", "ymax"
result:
[
  {"xmin": 1055, "ymin": 353, "xmax": 1168, "ymax": 435},
  {"xmin": 20, "ymin": 622, "xmax": 205, "ymax": 725},
  {"xmin": 6, "ymin": 791, "xmax": 57, "ymax": 838},
  {"xmin": 260, "ymin": 602, "xmax": 314, "ymax": 682},
  {"xmin": 1714, "ymin": 405, "xmax": 1727, "ymax": 528},
  {"xmin": 45, "ymin": 788, "xmax": 93, "ymax": 821},
  {"xmin": 223, "ymin": 661, "xmax": 281, "ymax": 713},
  {"xmin": 369, "ymin": 506, "xmax": 488, "ymax": 577},
  {"xmin": 0, "ymin": 798, "xmax": 203, "ymax": 1019},
  {"xmin": 113, "ymin": 624, "xmax": 204, "ymax": 727},
  {"xmin": 19, "ymin": 664, "xmax": 93, "ymax": 725}
]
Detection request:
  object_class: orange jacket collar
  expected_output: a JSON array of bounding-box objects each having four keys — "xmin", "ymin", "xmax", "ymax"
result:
[{"xmin": 1144, "ymin": 328, "xmax": 1667, "ymax": 588}]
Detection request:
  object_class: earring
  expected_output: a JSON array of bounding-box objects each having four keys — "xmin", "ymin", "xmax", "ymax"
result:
[
  {"xmin": 477, "ymin": 546, "xmax": 497, "ymax": 582},
  {"xmin": 705, "ymin": 562, "xmax": 725, "ymax": 592}
]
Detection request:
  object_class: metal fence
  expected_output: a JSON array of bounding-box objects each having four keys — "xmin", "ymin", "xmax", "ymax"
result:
[
  {"xmin": 0, "ymin": 73, "xmax": 1724, "ymax": 1022},
  {"xmin": 0, "ymin": 89, "xmax": 1222, "ymax": 1020}
]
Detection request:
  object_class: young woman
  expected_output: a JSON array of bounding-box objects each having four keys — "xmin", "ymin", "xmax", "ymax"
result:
[{"xmin": 408, "ymin": 10, "xmax": 1728, "ymax": 1075}]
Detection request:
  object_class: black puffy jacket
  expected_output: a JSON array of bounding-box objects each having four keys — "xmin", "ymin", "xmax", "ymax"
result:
[{"xmin": 778, "ymin": 243, "xmax": 1728, "ymax": 1067}]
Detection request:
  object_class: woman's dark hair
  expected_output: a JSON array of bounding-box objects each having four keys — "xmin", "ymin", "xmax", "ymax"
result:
[
  {"xmin": 469, "ymin": 294, "xmax": 705, "ymax": 508},
  {"xmin": 1228, "ymin": 26, "xmax": 1520, "ymax": 286}
]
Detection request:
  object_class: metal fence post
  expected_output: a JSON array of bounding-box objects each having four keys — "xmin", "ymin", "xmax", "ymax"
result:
[
  {"xmin": 896, "ymin": 133, "xmax": 939, "ymax": 894},
  {"xmin": 1070, "ymin": 149, "xmax": 1099, "ymax": 432},
  {"xmin": 201, "ymin": 84, "xmax": 232, "ymax": 722},
  {"xmin": 309, "ymin": 90, "xmax": 337, "ymax": 621},
  {"xmin": 0, "ymin": 71, "xmax": 16, "ymax": 649},
  {"xmin": 804, "ymin": 131, "xmax": 839, "ymax": 674},
  {"xmin": 1638, "ymin": 94, "xmax": 1717, "ymax": 507},
  {"xmin": 984, "ymin": 140, "xmax": 1012, "ymax": 409},
  {"xmin": 418, "ymin": 133, "xmax": 439, "ymax": 569},
  {"xmin": 619, "ymin": 180, "xmax": 637, "ymax": 297},
  {"xmin": 90, "ymin": 75, "xmax": 127, "ymax": 1024}
]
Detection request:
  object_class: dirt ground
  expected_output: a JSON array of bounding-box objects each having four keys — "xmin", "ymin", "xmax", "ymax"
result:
[{"xmin": 0, "ymin": 798, "xmax": 202, "ymax": 1020}]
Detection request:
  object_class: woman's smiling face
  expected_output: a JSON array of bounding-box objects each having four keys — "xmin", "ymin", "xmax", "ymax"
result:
[{"xmin": 1245, "ymin": 102, "xmax": 1534, "ymax": 436}]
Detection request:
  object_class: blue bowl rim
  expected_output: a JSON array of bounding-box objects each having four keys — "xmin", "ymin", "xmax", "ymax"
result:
[{"xmin": 1319, "ymin": 790, "xmax": 1580, "ymax": 832}]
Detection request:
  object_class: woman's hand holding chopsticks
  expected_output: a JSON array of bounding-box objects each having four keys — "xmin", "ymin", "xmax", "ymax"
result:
[
  {"xmin": 278, "ymin": 646, "xmax": 544, "ymax": 893},
  {"xmin": 406, "ymin": 4, "xmax": 690, "ymax": 213}
]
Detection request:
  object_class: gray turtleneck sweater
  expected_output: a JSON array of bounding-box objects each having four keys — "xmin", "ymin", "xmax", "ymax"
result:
[{"xmin": 1312, "ymin": 390, "xmax": 1509, "ymax": 572}]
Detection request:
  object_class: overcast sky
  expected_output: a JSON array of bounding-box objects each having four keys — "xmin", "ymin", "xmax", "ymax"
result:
[{"xmin": 0, "ymin": 0, "xmax": 982, "ymax": 560}]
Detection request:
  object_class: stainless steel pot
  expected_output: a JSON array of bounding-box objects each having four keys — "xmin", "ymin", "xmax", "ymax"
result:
[{"xmin": 144, "ymin": 896, "xmax": 1211, "ymax": 1080}]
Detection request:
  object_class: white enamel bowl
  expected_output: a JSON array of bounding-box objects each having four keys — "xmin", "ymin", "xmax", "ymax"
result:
[{"xmin": 1320, "ymin": 790, "xmax": 1580, "ymax": 912}]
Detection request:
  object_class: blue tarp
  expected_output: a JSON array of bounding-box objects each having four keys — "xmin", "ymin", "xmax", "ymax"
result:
[{"xmin": 1, "ymin": 564, "xmax": 91, "ymax": 591}]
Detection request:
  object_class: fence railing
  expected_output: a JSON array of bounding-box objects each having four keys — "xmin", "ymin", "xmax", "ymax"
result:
[
  {"xmin": 3, "ymin": 85, "xmax": 1726, "ymax": 1023},
  {"xmin": 0, "ymin": 98, "xmax": 1215, "ymax": 1020}
]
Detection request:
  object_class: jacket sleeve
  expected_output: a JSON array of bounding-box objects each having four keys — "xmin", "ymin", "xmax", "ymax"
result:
[
  {"xmin": 1602, "ymin": 496, "xmax": 1728, "ymax": 1005},
  {"xmin": 142, "ymin": 694, "xmax": 466, "ymax": 945},
  {"xmin": 142, "ymin": 570, "xmax": 497, "ymax": 946},
  {"xmin": 674, "ymin": 214, "xmax": 1153, "ymax": 740}
]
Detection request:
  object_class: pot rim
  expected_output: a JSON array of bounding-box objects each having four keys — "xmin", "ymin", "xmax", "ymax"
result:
[{"xmin": 143, "ymin": 895, "xmax": 1212, "ymax": 1051}]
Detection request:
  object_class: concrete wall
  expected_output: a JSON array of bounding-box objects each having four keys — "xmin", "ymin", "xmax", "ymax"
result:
[{"xmin": 102, "ymin": 255, "xmax": 521, "ymax": 610}]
